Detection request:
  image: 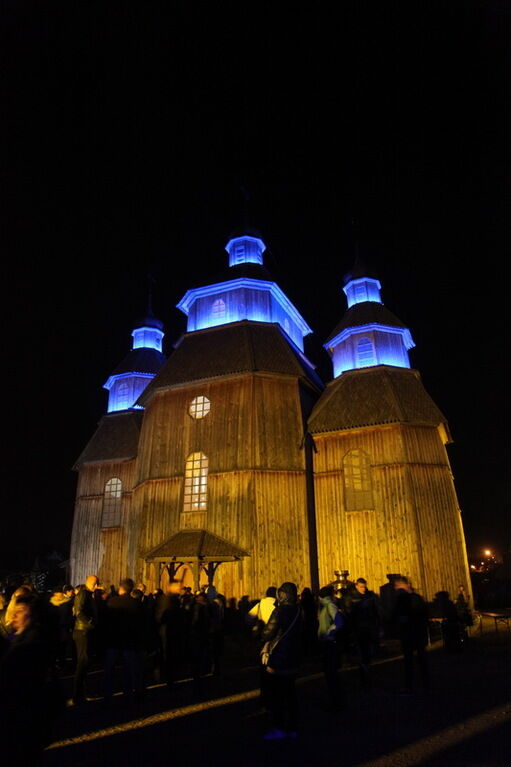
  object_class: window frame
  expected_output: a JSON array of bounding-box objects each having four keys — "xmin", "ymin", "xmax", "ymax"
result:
[
  {"xmin": 357, "ymin": 337, "xmax": 375, "ymax": 367},
  {"xmin": 211, "ymin": 298, "xmax": 226, "ymax": 319},
  {"xmin": 183, "ymin": 452, "xmax": 209, "ymax": 512},
  {"xmin": 343, "ymin": 449, "xmax": 374, "ymax": 511},
  {"xmin": 189, "ymin": 395, "xmax": 211, "ymax": 420},
  {"xmin": 102, "ymin": 477, "xmax": 123, "ymax": 528}
]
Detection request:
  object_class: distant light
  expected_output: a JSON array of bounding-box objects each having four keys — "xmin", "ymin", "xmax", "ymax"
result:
[
  {"xmin": 470, "ymin": 564, "xmax": 476, "ymax": 570},
  {"xmin": 484, "ymin": 549, "xmax": 492, "ymax": 557}
]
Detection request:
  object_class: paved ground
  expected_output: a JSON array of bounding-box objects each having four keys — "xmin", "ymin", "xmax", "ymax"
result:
[{"xmin": 39, "ymin": 617, "xmax": 511, "ymax": 767}]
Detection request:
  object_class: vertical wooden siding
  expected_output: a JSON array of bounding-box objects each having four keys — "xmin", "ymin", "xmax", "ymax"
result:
[
  {"xmin": 70, "ymin": 459, "xmax": 137, "ymax": 587},
  {"xmin": 313, "ymin": 423, "xmax": 471, "ymax": 600},
  {"xmin": 134, "ymin": 373, "xmax": 312, "ymax": 598}
]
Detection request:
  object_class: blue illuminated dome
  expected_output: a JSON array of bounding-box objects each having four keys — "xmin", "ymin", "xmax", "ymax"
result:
[
  {"xmin": 104, "ymin": 308, "xmax": 166, "ymax": 412},
  {"xmin": 225, "ymin": 228, "xmax": 266, "ymax": 267},
  {"xmin": 325, "ymin": 256, "xmax": 415, "ymax": 378},
  {"xmin": 177, "ymin": 230, "xmax": 312, "ymax": 352}
]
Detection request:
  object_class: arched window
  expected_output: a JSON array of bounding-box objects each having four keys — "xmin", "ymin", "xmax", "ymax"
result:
[
  {"xmin": 212, "ymin": 298, "xmax": 226, "ymax": 319},
  {"xmin": 116, "ymin": 381, "xmax": 130, "ymax": 410},
  {"xmin": 102, "ymin": 477, "xmax": 122, "ymax": 527},
  {"xmin": 357, "ymin": 337, "xmax": 375, "ymax": 367},
  {"xmin": 343, "ymin": 449, "xmax": 373, "ymax": 510},
  {"xmin": 189, "ymin": 395, "xmax": 211, "ymax": 419},
  {"xmin": 183, "ymin": 452, "xmax": 208, "ymax": 512}
]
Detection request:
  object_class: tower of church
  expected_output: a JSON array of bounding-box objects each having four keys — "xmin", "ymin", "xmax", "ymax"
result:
[
  {"xmin": 70, "ymin": 228, "xmax": 470, "ymax": 601},
  {"xmin": 132, "ymin": 230, "xmax": 322, "ymax": 597},
  {"xmin": 309, "ymin": 255, "xmax": 471, "ymax": 598},
  {"xmin": 70, "ymin": 305, "xmax": 166, "ymax": 587}
]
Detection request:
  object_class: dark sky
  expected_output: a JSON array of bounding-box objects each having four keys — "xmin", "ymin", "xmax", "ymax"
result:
[{"xmin": 1, "ymin": 1, "xmax": 510, "ymax": 571}]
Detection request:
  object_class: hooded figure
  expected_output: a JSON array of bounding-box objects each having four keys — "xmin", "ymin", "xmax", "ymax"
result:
[
  {"xmin": 260, "ymin": 582, "xmax": 302, "ymax": 740},
  {"xmin": 261, "ymin": 582, "xmax": 301, "ymax": 675}
]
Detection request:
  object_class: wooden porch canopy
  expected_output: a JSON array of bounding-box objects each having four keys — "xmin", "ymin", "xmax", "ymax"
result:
[{"xmin": 143, "ymin": 529, "xmax": 250, "ymax": 591}]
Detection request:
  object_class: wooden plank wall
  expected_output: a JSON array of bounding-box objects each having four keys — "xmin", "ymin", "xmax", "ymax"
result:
[
  {"xmin": 70, "ymin": 459, "xmax": 137, "ymax": 587},
  {"xmin": 134, "ymin": 373, "xmax": 312, "ymax": 598},
  {"xmin": 313, "ymin": 423, "xmax": 471, "ymax": 601}
]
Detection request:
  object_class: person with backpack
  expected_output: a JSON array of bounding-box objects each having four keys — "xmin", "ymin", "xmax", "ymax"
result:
[{"xmin": 317, "ymin": 584, "xmax": 344, "ymax": 711}]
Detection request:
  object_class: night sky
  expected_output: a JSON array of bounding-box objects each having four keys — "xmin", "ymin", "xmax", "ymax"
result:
[{"xmin": 2, "ymin": 2, "xmax": 510, "ymax": 572}]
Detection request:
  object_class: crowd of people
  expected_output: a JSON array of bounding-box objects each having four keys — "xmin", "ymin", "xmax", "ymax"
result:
[{"xmin": 0, "ymin": 571, "xmax": 474, "ymax": 757}]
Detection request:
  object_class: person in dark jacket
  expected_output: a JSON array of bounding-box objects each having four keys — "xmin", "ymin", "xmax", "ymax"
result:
[
  {"xmin": 190, "ymin": 592, "xmax": 212, "ymax": 697},
  {"xmin": 71, "ymin": 574, "xmax": 99, "ymax": 705},
  {"xmin": 348, "ymin": 577, "xmax": 381, "ymax": 685},
  {"xmin": 0, "ymin": 595, "xmax": 64, "ymax": 765},
  {"xmin": 155, "ymin": 581, "xmax": 186, "ymax": 689},
  {"xmin": 206, "ymin": 585, "xmax": 225, "ymax": 676},
  {"xmin": 299, "ymin": 587, "xmax": 318, "ymax": 657},
  {"xmin": 49, "ymin": 585, "xmax": 74, "ymax": 671},
  {"xmin": 317, "ymin": 585, "xmax": 344, "ymax": 710},
  {"xmin": 260, "ymin": 581, "xmax": 302, "ymax": 740},
  {"xmin": 392, "ymin": 576, "xmax": 430, "ymax": 694},
  {"xmin": 103, "ymin": 578, "xmax": 145, "ymax": 703}
]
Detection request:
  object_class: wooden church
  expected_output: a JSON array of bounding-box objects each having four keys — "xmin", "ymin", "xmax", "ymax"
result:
[{"xmin": 70, "ymin": 229, "xmax": 471, "ymax": 601}]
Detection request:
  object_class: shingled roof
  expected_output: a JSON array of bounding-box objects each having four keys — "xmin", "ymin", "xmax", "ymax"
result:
[
  {"xmin": 206, "ymin": 261, "xmax": 275, "ymax": 285},
  {"xmin": 325, "ymin": 302, "xmax": 407, "ymax": 344},
  {"xmin": 73, "ymin": 410, "xmax": 144, "ymax": 468},
  {"xmin": 109, "ymin": 347, "xmax": 166, "ymax": 377},
  {"xmin": 342, "ymin": 253, "xmax": 379, "ymax": 284},
  {"xmin": 144, "ymin": 529, "xmax": 250, "ymax": 561},
  {"xmin": 138, "ymin": 320, "xmax": 323, "ymax": 404},
  {"xmin": 308, "ymin": 366, "xmax": 450, "ymax": 436}
]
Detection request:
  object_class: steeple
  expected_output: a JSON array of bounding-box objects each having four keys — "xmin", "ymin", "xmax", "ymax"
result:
[
  {"xmin": 324, "ymin": 255, "xmax": 415, "ymax": 378},
  {"xmin": 103, "ymin": 297, "xmax": 166, "ymax": 413},
  {"xmin": 342, "ymin": 252, "xmax": 383, "ymax": 307},
  {"xmin": 131, "ymin": 294, "xmax": 164, "ymax": 353}
]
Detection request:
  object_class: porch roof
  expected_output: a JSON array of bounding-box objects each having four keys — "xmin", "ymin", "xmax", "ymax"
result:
[{"xmin": 143, "ymin": 529, "xmax": 250, "ymax": 563}]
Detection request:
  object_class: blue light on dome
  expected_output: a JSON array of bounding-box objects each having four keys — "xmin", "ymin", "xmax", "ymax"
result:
[
  {"xmin": 105, "ymin": 372, "xmax": 155, "ymax": 413},
  {"xmin": 225, "ymin": 235, "xmax": 266, "ymax": 267},
  {"xmin": 327, "ymin": 323, "xmax": 415, "ymax": 378},
  {"xmin": 132, "ymin": 326, "xmax": 163, "ymax": 352},
  {"xmin": 344, "ymin": 277, "xmax": 382, "ymax": 308},
  {"xmin": 104, "ymin": 312, "xmax": 166, "ymax": 413},
  {"xmin": 177, "ymin": 277, "xmax": 312, "ymax": 352}
]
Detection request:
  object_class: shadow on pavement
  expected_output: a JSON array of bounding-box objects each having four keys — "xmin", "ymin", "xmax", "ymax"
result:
[{"xmin": 40, "ymin": 626, "xmax": 511, "ymax": 767}]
